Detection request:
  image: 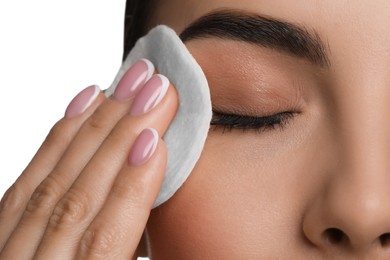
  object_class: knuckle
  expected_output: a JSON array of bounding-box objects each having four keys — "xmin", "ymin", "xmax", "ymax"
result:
[
  {"xmin": 111, "ymin": 179, "xmax": 146, "ymax": 208},
  {"xmin": 85, "ymin": 105, "xmax": 111, "ymax": 131},
  {"xmin": 24, "ymin": 177, "xmax": 60, "ymax": 218},
  {"xmin": 110, "ymin": 179, "xmax": 154, "ymax": 215},
  {"xmin": 0, "ymin": 183, "xmax": 28, "ymax": 216},
  {"xmin": 105, "ymin": 117, "xmax": 135, "ymax": 144},
  {"xmin": 44, "ymin": 120, "xmax": 72, "ymax": 147},
  {"xmin": 80, "ymin": 225, "xmax": 122, "ymax": 257},
  {"xmin": 110, "ymin": 181, "xmax": 132, "ymax": 200},
  {"xmin": 48, "ymin": 189, "xmax": 90, "ymax": 230}
]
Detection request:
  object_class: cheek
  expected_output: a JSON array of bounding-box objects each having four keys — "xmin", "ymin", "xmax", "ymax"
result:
[
  {"xmin": 146, "ymin": 130, "xmax": 323, "ymax": 258},
  {"xmin": 146, "ymin": 108, "xmax": 335, "ymax": 258}
]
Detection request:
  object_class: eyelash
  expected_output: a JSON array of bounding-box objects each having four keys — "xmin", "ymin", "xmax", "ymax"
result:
[{"xmin": 210, "ymin": 111, "xmax": 297, "ymax": 133}]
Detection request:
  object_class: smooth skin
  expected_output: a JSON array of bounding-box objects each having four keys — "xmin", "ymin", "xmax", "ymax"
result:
[
  {"xmin": 0, "ymin": 65, "xmax": 178, "ymax": 259},
  {"xmin": 3, "ymin": 0, "xmax": 390, "ymax": 259},
  {"xmin": 144, "ymin": 0, "xmax": 390, "ymax": 259}
]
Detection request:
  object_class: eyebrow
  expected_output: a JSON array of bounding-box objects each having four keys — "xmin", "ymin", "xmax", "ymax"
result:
[{"xmin": 180, "ymin": 10, "xmax": 330, "ymax": 68}]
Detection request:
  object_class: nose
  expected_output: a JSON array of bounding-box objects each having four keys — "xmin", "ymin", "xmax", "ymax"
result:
[
  {"xmin": 302, "ymin": 175, "xmax": 390, "ymax": 252},
  {"xmin": 302, "ymin": 101, "xmax": 390, "ymax": 254}
]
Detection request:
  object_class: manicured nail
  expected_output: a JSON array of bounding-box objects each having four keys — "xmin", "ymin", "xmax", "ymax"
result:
[
  {"xmin": 129, "ymin": 128, "xmax": 159, "ymax": 166},
  {"xmin": 65, "ymin": 85, "xmax": 100, "ymax": 118},
  {"xmin": 113, "ymin": 59, "xmax": 154, "ymax": 100},
  {"xmin": 130, "ymin": 74, "xmax": 169, "ymax": 116}
]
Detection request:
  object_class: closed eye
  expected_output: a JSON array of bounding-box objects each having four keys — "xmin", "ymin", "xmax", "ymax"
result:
[{"xmin": 210, "ymin": 111, "xmax": 297, "ymax": 133}]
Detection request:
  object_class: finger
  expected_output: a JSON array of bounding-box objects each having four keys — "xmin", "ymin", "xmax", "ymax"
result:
[
  {"xmin": 0, "ymin": 85, "xmax": 104, "ymax": 250},
  {"xmin": 77, "ymin": 130, "xmax": 166, "ymax": 259},
  {"xmin": 34, "ymin": 75, "xmax": 178, "ymax": 259},
  {"xmin": 0, "ymin": 59, "xmax": 155, "ymax": 258}
]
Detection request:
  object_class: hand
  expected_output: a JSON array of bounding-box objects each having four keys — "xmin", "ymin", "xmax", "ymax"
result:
[{"xmin": 0, "ymin": 59, "xmax": 178, "ymax": 259}]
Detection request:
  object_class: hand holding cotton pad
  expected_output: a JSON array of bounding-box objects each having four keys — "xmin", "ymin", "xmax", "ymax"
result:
[{"xmin": 105, "ymin": 25, "xmax": 212, "ymax": 208}]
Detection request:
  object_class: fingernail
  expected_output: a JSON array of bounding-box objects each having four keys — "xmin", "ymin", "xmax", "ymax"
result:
[
  {"xmin": 130, "ymin": 74, "xmax": 169, "ymax": 116},
  {"xmin": 113, "ymin": 59, "xmax": 154, "ymax": 100},
  {"xmin": 65, "ymin": 85, "xmax": 100, "ymax": 118},
  {"xmin": 129, "ymin": 128, "xmax": 159, "ymax": 166}
]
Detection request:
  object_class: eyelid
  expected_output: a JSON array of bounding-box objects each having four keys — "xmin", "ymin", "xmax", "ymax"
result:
[
  {"xmin": 210, "ymin": 110, "xmax": 297, "ymax": 133},
  {"xmin": 210, "ymin": 86, "xmax": 305, "ymax": 118}
]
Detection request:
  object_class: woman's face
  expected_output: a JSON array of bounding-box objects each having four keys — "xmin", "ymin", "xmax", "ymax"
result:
[{"xmin": 145, "ymin": 0, "xmax": 390, "ymax": 258}]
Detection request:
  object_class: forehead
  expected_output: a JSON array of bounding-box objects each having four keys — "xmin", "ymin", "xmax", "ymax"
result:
[
  {"xmin": 151, "ymin": 0, "xmax": 390, "ymax": 80},
  {"xmin": 152, "ymin": 0, "xmax": 390, "ymax": 48}
]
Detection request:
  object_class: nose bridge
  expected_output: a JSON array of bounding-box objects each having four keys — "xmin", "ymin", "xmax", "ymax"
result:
[
  {"xmin": 321, "ymin": 68, "xmax": 390, "ymax": 249},
  {"xmin": 302, "ymin": 63, "xmax": 390, "ymax": 254},
  {"xmin": 299, "ymin": 1, "xmax": 390, "ymax": 254},
  {"xmin": 336, "ymin": 69, "xmax": 390, "ymax": 183},
  {"xmin": 345, "ymin": 71, "xmax": 390, "ymax": 178}
]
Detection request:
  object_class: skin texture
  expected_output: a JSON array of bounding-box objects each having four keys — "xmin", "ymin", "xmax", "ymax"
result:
[
  {"xmin": 2, "ymin": 0, "xmax": 390, "ymax": 259},
  {"xmin": 0, "ymin": 65, "xmax": 179, "ymax": 259},
  {"xmin": 145, "ymin": 0, "xmax": 390, "ymax": 259}
]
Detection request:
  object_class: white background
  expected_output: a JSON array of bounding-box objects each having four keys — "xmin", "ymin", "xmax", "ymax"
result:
[{"xmin": 0, "ymin": 1, "xmax": 126, "ymax": 196}]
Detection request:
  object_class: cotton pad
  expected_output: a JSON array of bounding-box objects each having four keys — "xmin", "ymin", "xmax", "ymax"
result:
[{"xmin": 105, "ymin": 25, "xmax": 212, "ymax": 208}]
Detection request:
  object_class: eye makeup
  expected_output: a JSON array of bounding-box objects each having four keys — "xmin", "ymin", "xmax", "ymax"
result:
[
  {"xmin": 210, "ymin": 110, "xmax": 297, "ymax": 133},
  {"xmin": 186, "ymin": 38, "xmax": 317, "ymax": 136}
]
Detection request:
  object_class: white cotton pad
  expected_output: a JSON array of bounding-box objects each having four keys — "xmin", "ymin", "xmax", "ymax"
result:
[{"xmin": 105, "ymin": 25, "xmax": 212, "ymax": 208}]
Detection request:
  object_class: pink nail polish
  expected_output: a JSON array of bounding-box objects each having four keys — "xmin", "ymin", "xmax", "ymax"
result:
[
  {"xmin": 129, "ymin": 128, "xmax": 159, "ymax": 166},
  {"xmin": 65, "ymin": 85, "xmax": 100, "ymax": 118},
  {"xmin": 130, "ymin": 74, "xmax": 169, "ymax": 116},
  {"xmin": 113, "ymin": 59, "xmax": 154, "ymax": 100}
]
